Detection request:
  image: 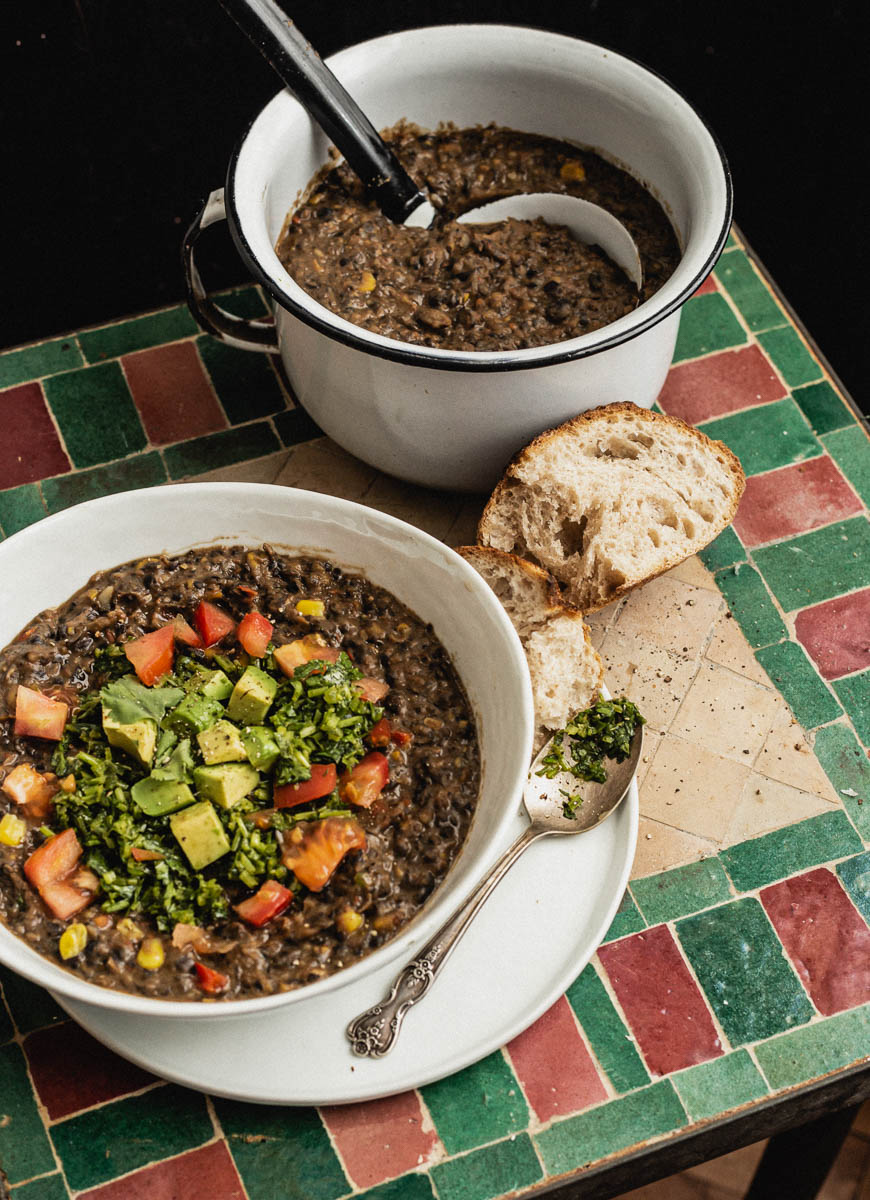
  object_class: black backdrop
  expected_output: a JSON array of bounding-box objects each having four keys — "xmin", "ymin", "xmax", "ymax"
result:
[{"xmin": 3, "ymin": 1, "xmax": 866, "ymax": 414}]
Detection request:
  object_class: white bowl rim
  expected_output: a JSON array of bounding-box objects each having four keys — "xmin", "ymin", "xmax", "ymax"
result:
[
  {"xmin": 224, "ymin": 22, "xmax": 733, "ymax": 373},
  {"xmin": 0, "ymin": 482, "xmax": 534, "ymax": 1019}
]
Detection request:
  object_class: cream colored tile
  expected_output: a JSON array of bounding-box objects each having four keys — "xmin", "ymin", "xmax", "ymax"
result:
[
  {"xmin": 630, "ymin": 817, "xmax": 717, "ymax": 879},
  {"xmin": 757, "ymin": 707, "xmax": 842, "ymax": 803},
  {"xmin": 705, "ymin": 611, "xmax": 770, "ymax": 687},
  {"xmin": 671, "ymin": 663, "xmax": 783, "ymax": 764},
  {"xmin": 636, "ymin": 727, "xmax": 662, "ymax": 792},
  {"xmin": 640, "ymin": 736, "xmax": 750, "ymax": 844},
  {"xmin": 584, "ymin": 597, "xmax": 624, "ymax": 632},
  {"xmin": 663, "ymin": 554, "xmax": 719, "ymax": 592},
  {"xmin": 360, "ymin": 475, "xmax": 465, "ymax": 541},
  {"xmin": 178, "ymin": 450, "xmax": 291, "ymax": 486},
  {"xmin": 725, "ymin": 772, "xmax": 839, "ymax": 844},
  {"xmin": 588, "ymin": 624, "xmax": 607, "ymax": 652},
  {"xmin": 614, "ymin": 575, "xmax": 723, "ymax": 659},
  {"xmin": 598, "ymin": 629, "xmax": 699, "ymax": 732},
  {"xmin": 272, "ymin": 437, "xmax": 378, "ymax": 500}
]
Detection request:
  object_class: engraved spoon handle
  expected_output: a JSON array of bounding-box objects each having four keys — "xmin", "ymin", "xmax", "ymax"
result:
[{"xmin": 347, "ymin": 824, "xmax": 546, "ymax": 1057}]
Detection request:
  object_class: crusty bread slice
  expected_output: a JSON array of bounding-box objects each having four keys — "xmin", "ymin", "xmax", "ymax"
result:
[
  {"xmin": 478, "ymin": 402, "xmax": 744, "ymax": 613},
  {"xmin": 458, "ymin": 545, "xmax": 603, "ymax": 746}
]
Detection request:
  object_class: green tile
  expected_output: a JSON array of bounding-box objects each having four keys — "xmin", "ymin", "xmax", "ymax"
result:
[
  {"xmin": 833, "ymin": 670, "xmax": 870, "ymax": 746},
  {"xmin": 631, "ymin": 858, "xmax": 733, "ymax": 925},
  {"xmin": 43, "ymin": 361, "xmax": 147, "ymax": 469},
  {"xmin": 0, "ymin": 338, "xmax": 83, "ymax": 389},
  {"xmin": 0, "ymin": 1043, "xmax": 56, "ymax": 1184},
  {"xmin": 356, "ymin": 1175, "xmax": 434, "ymax": 1200},
  {"xmin": 720, "ymin": 810, "xmax": 862, "ymax": 892},
  {"xmin": 536, "ymin": 1080, "xmax": 686, "ymax": 1175},
  {"xmin": 676, "ymin": 899, "xmax": 814, "ymax": 1044},
  {"xmin": 197, "ymin": 336, "xmax": 287, "ymax": 424},
  {"xmin": 41, "ymin": 452, "xmax": 168, "ymax": 514},
  {"xmin": 162, "ymin": 422, "xmax": 282, "ymax": 479},
  {"xmin": 78, "ymin": 305, "xmax": 198, "ymax": 362},
  {"xmin": 51, "ymin": 1084, "xmax": 213, "ymax": 1192},
  {"xmin": 836, "ymin": 851, "xmax": 870, "ymax": 924},
  {"xmin": 714, "ymin": 564, "xmax": 787, "ymax": 648},
  {"xmin": 273, "ymin": 406, "xmax": 323, "ymax": 447},
  {"xmin": 755, "ymin": 1003, "xmax": 870, "ymax": 1090},
  {"xmin": 672, "ymin": 1050, "xmax": 769, "ymax": 1122},
  {"xmin": 755, "ymin": 641, "xmax": 843, "ymax": 729},
  {"xmin": 714, "ymin": 250, "xmax": 785, "ymax": 332},
  {"xmin": 214, "ymin": 1099, "xmax": 347, "ymax": 1200},
  {"xmin": 214, "ymin": 285, "xmax": 270, "ymax": 319},
  {"xmin": 600, "ymin": 889, "xmax": 646, "ymax": 943},
  {"xmin": 725, "ymin": 230, "xmax": 739, "ymax": 251},
  {"xmin": 699, "ymin": 398, "xmax": 820, "ymax": 476},
  {"xmin": 566, "ymin": 964, "xmax": 649, "ymax": 1092},
  {"xmin": 0, "ymin": 485, "xmax": 47, "ymax": 538},
  {"xmin": 758, "ymin": 327, "xmax": 823, "ymax": 388},
  {"xmin": 0, "ymin": 967, "xmax": 65, "ymax": 1035},
  {"xmin": 814, "ymin": 723, "xmax": 870, "ymax": 838},
  {"xmin": 421, "ymin": 1051, "xmax": 528, "ymax": 1154},
  {"xmin": 672, "ymin": 292, "xmax": 747, "ymax": 362},
  {"xmin": 10, "ymin": 1174, "xmax": 69, "ymax": 1199},
  {"xmin": 431, "ymin": 1134, "xmax": 542, "ymax": 1200},
  {"xmin": 698, "ymin": 524, "xmax": 745, "ymax": 572},
  {"xmin": 793, "ymin": 381, "xmax": 857, "ymax": 436},
  {"xmin": 822, "ymin": 424, "xmax": 870, "ymax": 508},
  {"xmin": 753, "ymin": 517, "xmax": 870, "ymax": 612}
]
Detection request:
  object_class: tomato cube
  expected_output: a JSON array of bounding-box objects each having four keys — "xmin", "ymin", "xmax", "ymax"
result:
[
  {"xmin": 24, "ymin": 828, "xmax": 82, "ymax": 890},
  {"xmin": 233, "ymin": 878, "xmax": 293, "ymax": 926},
  {"xmin": 194, "ymin": 962, "xmax": 230, "ymax": 994},
  {"xmin": 339, "ymin": 752, "xmax": 389, "ymax": 809},
  {"xmin": 237, "ymin": 612, "xmax": 274, "ymax": 658},
  {"xmin": 367, "ymin": 717, "xmax": 392, "ymax": 747},
  {"xmin": 274, "ymin": 763, "xmax": 337, "ymax": 808},
  {"xmin": 14, "ymin": 685, "xmax": 68, "ymax": 741},
  {"xmin": 40, "ymin": 880, "xmax": 93, "ymax": 921},
  {"xmin": 194, "ymin": 601, "xmax": 237, "ymax": 647},
  {"xmin": 282, "ymin": 817, "xmax": 366, "ymax": 892},
  {"xmin": 274, "ymin": 636, "xmax": 341, "ymax": 677},
  {"xmin": 356, "ymin": 677, "xmax": 389, "ymax": 703},
  {"xmin": 171, "ymin": 616, "xmax": 203, "ymax": 648},
  {"xmin": 124, "ymin": 624, "xmax": 175, "ymax": 686},
  {"xmin": 1, "ymin": 763, "xmax": 58, "ymax": 819}
]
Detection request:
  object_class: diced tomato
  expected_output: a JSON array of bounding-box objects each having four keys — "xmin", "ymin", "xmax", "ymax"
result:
[
  {"xmin": 233, "ymin": 878, "xmax": 293, "ymax": 926},
  {"xmin": 274, "ymin": 763, "xmax": 337, "ymax": 809},
  {"xmin": 130, "ymin": 847, "xmax": 164, "ymax": 862},
  {"xmin": 24, "ymin": 828, "xmax": 82, "ymax": 890},
  {"xmin": 367, "ymin": 717, "xmax": 392, "ymax": 747},
  {"xmin": 194, "ymin": 962, "xmax": 230, "ymax": 994},
  {"xmin": 391, "ymin": 728, "xmax": 412, "ymax": 746},
  {"xmin": 40, "ymin": 879, "xmax": 93, "ymax": 921},
  {"xmin": 14, "ymin": 685, "xmax": 68, "ymax": 741},
  {"xmin": 1, "ymin": 763, "xmax": 58, "ymax": 819},
  {"xmin": 274, "ymin": 636, "xmax": 341, "ymax": 677},
  {"xmin": 171, "ymin": 616, "xmax": 203, "ymax": 648},
  {"xmin": 194, "ymin": 600, "xmax": 237, "ymax": 648},
  {"xmin": 338, "ymin": 752, "xmax": 389, "ymax": 809},
  {"xmin": 124, "ymin": 625, "xmax": 175, "ymax": 686},
  {"xmin": 237, "ymin": 612, "xmax": 273, "ymax": 658},
  {"xmin": 172, "ymin": 923, "xmax": 211, "ymax": 953},
  {"xmin": 356, "ymin": 677, "xmax": 389, "ymax": 703},
  {"xmin": 282, "ymin": 817, "xmax": 366, "ymax": 892}
]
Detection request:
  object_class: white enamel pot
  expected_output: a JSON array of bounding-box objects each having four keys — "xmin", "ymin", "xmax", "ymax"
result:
[{"xmin": 184, "ymin": 24, "xmax": 732, "ymax": 492}]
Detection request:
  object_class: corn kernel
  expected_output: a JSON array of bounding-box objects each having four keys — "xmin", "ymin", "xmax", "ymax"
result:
[
  {"xmin": 0, "ymin": 813, "xmax": 26, "ymax": 847},
  {"xmin": 117, "ymin": 917, "xmax": 144, "ymax": 941},
  {"xmin": 357, "ymin": 271, "xmax": 377, "ymax": 293},
  {"xmin": 59, "ymin": 774, "xmax": 76, "ymax": 793},
  {"xmin": 559, "ymin": 159, "xmax": 586, "ymax": 182},
  {"xmin": 136, "ymin": 937, "xmax": 165, "ymax": 971},
  {"xmin": 337, "ymin": 908, "xmax": 364, "ymax": 934},
  {"xmin": 295, "ymin": 598, "xmax": 325, "ymax": 618},
  {"xmin": 59, "ymin": 923, "xmax": 88, "ymax": 960}
]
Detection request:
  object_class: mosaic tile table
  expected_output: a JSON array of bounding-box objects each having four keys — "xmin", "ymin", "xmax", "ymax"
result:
[{"xmin": 1, "ymin": 226, "xmax": 869, "ymax": 1200}]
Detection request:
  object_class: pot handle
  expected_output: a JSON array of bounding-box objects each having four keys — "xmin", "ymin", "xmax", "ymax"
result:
[{"xmin": 182, "ymin": 188, "xmax": 279, "ymax": 353}]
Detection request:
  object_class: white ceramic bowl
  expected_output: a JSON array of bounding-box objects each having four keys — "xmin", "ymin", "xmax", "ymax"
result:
[
  {"xmin": 184, "ymin": 24, "xmax": 732, "ymax": 491},
  {"xmin": 0, "ymin": 483, "xmax": 534, "ymax": 1019}
]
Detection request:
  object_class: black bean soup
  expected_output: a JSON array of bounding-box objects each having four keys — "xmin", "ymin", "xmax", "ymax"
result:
[
  {"xmin": 0, "ymin": 546, "xmax": 480, "ymax": 1001},
  {"xmin": 276, "ymin": 123, "xmax": 681, "ymax": 351}
]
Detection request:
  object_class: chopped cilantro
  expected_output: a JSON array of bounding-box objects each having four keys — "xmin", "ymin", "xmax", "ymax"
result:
[{"xmin": 538, "ymin": 697, "xmax": 645, "ymax": 817}]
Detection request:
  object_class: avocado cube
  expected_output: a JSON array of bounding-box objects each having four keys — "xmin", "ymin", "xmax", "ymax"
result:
[
  {"xmin": 169, "ymin": 800, "xmax": 230, "ymax": 870},
  {"xmin": 186, "ymin": 666, "xmax": 234, "ymax": 701},
  {"xmin": 197, "ymin": 720, "xmax": 248, "ymax": 765},
  {"xmin": 226, "ymin": 666, "xmax": 278, "ymax": 725},
  {"xmin": 194, "ymin": 762, "xmax": 260, "ymax": 809},
  {"xmin": 102, "ymin": 711, "xmax": 157, "ymax": 767},
  {"xmin": 131, "ymin": 777, "xmax": 196, "ymax": 816},
  {"xmin": 241, "ymin": 725, "xmax": 280, "ymax": 772},
  {"xmin": 166, "ymin": 693, "xmax": 226, "ymax": 736}
]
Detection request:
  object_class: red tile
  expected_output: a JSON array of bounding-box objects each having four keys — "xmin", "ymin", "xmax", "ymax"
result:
[
  {"xmin": 0, "ymin": 381, "xmax": 71, "ymax": 486},
  {"xmin": 761, "ymin": 868, "xmax": 870, "ymax": 1016},
  {"xmin": 598, "ymin": 926, "xmax": 723, "ymax": 1076},
  {"xmin": 77, "ymin": 1139, "xmax": 245, "ymax": 1200},
  {"xmin": 506, "ymin": 995, "xmax": 608, "ymax": 1121},
  {"xmin": 658, "ymin": 344, "xmax": 785, "ymax": 425},
  {"xmin": 24, "ymin": 1020, "xmax": 157, "ymax": 1119},
  {"xmin": 693, "ymin": 275, "xmax": 719, "ymax": 297},
  {"xmin": 122, "ymin": 342, "xmax": 226, "ymax": 445},
  {"xmin": 320, "ymin": 1090, "xmax": 440, "ymax": 1189},
  {"xmin": 733, "ymin": 456, "xmax": 863, "ymax": 547},
  {"xmin": 794, "ymin": 589, "xmax": 870, "ymax": 681}
]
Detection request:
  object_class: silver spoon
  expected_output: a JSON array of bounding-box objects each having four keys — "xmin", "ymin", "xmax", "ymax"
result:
[{"xmin": 347, "ymin": 723, "xmax": 643, "ymax": 1058}]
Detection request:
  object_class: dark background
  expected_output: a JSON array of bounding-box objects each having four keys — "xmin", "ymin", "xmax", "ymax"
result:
[{"xmin": 3, "ymin": 1, "xmax": 866, "ymax": 414}]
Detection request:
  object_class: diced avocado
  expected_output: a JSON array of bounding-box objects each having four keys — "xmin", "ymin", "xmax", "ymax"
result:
[
  {"xmin": 102, "ymin": 710, "xmax": 157, "ymax": 767},
  {"xmin": 241, "ymin": 725, "xmax": 280, "ymax": 772},
  {"xmin": 169, "ymin": 800, "xmax": 231, "ymax": 870},
  {"xmin": 186, "ymin": 666, "xmax": 234, "ymax": 701},
  {"xmin": 226, "ymin": 665, "xmax": 278, "ymax": 725},
  {"xmin": 193, "ymin": 762, "xmax": 260, "ymax": 809},
  {"xmin": 197, "ymin": 720, "xmax": 248, "ymax": 765},
  {"xmin": 131, "ymin": 777, "xmax": 196, "ymax": 816},
  {"xmin": 166, "ymin": 693, "xmax": 226, "ymax": 736}
]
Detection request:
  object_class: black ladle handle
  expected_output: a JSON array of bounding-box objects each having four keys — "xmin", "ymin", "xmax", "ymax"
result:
[{"xmin": 217, "ymin": 0, "xmax": 428, "ymax": 224}]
